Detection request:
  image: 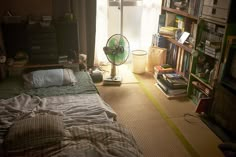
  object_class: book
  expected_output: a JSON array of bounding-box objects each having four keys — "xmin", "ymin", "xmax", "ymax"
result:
[
  {"xmin": 154, "ymin": 65, "xmax": 175, "ymax": 76},
  {"xmin": 192, "ymin": 81, "xmax": 211, "ymax": 96},
  {"xmin": 155, "ymin": 83, "xmax": 187, "ymax": 99},
  {"xmin": 158, "ymin": 14, "xmax": 166, "ymax": 31},
  {"xmin": 204, "ymin": 49, "xmax": 221, "ymax": 59},
  {"xmin": 166, "ymin": 0, "xmax": 171, "ymax": 8},
  {"xmin": 163, "ymin": 73, "xmax": 182, "ymax": 79},
  {"xmin": 178, "ymin": 32, "xmax": 190, "ymax": 44},
  {"xmin": 195, "ymin": 97, "xmax": 212, "ymax": 114},
  {"xmin": 165, "ymin": 12, "xmax": 176, "ymax": 27},
  {"xmin": 183, "ymin": 52, "xmax": 190, "ymax": 78},
  {"xmin": 176, "ymin": 15, "xmax": 184, "ymax": 31},
  {"xmin": 161, "ymin": 64, "xmax": 172, "ymax": 69},
  {"xmin": 156, "ymin": 79, "xmax": 187, "ymax": 95},
  {"xmin": 205, "ymin": 45, "xmax": 221, "ymax": 53},
  {"xmin": 159, "ymin": 26, "xmax": 178, "ymax": 37},
  {"xmin": 158, "ymin": 74, "xmax": 187, "ymax": 89}
]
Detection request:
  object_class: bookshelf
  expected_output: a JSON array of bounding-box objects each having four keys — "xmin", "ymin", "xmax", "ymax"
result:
[
  {"xmin": 166, "ymin": 38, "xmax": 192, "ymax": 53},
  {"xmin": 187, "ymin": 0, "xmax": 236, "ymax": 105},
  {"xmin": 187, "ymin": 20, "xmax": 236, "ymax": 105},
  {"xmin": 155, "ymin": 0, "xmax": 203, "ymax": 98},
  {"xmin": 159, "ymin": 0, "xmax": 202, "ymax": 77},
  {"xmin": 162, "ymin": 7, "xmax": 198, "ymax": 20}
]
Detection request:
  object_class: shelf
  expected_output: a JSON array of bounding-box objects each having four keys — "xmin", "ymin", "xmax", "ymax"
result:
[
  {"xmin": 190, "ymin": 95, "xmax": 198, "ymax": 105},
  {"xmin": 162, "ymin": 7, "xmax": 198, "ymax": 20},
  {"xmin": 8, "ymin": 63, "xmax": 80, "ymax": 69},
  {"xmin": 196, "ymin": 47, "xmax": 220, "ymax": 60},
  {"xmin": 167, "ymin": 38, "xmax": 193, "ymax": 53},
  {"xmin": 191, "ymin": 81, "xmax": 211, "ymax": 96},
  {"xmin": 191, "ymin": 73, "xmax": 214, "ymax": 90}
]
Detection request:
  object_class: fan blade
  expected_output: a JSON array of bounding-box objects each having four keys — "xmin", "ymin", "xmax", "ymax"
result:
[
  {"xmin": 103, "ymin": 47, "xmax": 114, "ymax": 54},
  {"xmin": 115, "ymin": 46, "xmax": 124, "ymax": 54}
]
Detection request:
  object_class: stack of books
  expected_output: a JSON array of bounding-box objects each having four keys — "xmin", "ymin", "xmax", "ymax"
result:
[
  {"xmin": 204, "ymin": 40, "xmax": 221, "ymax": 59},
  {"xmin": 153, "ymin": 64, "xmax": 175, "ymax": 79},
  {"xmin": 159, "ymin": 26, "xmax": 179, "ymax": 38},
  {"xmin": 154, "ymin": 64, "xmax": 187, "ymax": 97}
]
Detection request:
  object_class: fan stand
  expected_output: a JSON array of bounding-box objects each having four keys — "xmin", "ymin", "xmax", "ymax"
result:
[{"xmin": 103, "ymin": 63, "xmax": 122, "ymax": 86}]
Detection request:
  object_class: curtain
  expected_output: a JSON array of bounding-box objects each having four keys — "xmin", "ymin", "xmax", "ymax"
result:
[
  {"xmin": 53, "ymin": 0, "xmax": 97, "ymax": 68},
  {"xmin": 94, "ymin": 0, "xmax": 162, "ymax": 65},
  {"xmin": 140, "ymin": 0, "xmax": 162, "ymax": 51},
  {"xmin": 71, "ymin": 0, "xmax": 97, "ymax": 68},
  {"xmin": 94, "ymin": 0, "xmax": 108, "ymax": 66}
]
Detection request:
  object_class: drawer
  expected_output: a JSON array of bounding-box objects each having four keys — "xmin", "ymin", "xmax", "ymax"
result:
[
  {"xmin": 204, "ymin": 0, "xmax": 230, "ymax": 9},
  {"xmin": 202, "ymin": 6, "xmax": 228, "ymax": 22}
]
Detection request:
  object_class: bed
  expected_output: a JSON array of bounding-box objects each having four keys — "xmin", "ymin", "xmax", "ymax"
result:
[{"xmin": 0, "ymin": 68, "xmax": 143, "ymax": 157}]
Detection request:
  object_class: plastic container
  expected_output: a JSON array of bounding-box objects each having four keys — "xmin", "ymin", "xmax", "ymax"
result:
[{"xmin": 132, "ymin": 50, "xmax": 147, "ymax": 74}]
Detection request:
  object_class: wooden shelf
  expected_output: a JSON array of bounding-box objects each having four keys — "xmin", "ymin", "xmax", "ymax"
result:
[
  {"xmin": 191, "ymin": 82, "xmax": 211, "ymax": 96},
  {"xmin": 162, "ymin": 7, "xmax": 198, "ymax": 20},
  {"xmin": 191, "ymin": 73, "xmax": 214, "ymax": 90},
  {"xmin": 9, "ymin": 63, "xmax": 80, "ymax": 69},
  {"xmin": 167, "ymin": 38, "xmax": 193, "ymax": 53}
]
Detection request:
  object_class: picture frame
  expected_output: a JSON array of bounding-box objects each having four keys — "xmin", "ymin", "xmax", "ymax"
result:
[{"xmin": 178, "ymin": 32, "xmax": 190, "ymax": 44}]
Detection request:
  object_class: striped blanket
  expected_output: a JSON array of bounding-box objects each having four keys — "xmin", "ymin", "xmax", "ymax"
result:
[{"xmin": 0, "ymin": 94, "xmax": 143, "ymax": 157}]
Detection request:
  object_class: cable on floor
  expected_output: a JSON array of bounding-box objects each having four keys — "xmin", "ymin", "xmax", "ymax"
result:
[{"xmin": 183, "ymin": 113, "xmax": 201, "ymax": 124}]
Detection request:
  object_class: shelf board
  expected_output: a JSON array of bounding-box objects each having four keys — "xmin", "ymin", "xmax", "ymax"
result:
[
  {"xmin": 155, "ymin": 83, "xmax": 187, "ymax": 99},
  {"xmin": 162, "ymin": 7, "xmax": 198, "ymax": 20},
  {"xmin": 166, "ymin": 38, "xmax": 193, "ymax": 53},
  {"xmin": 191, "ymin": 73, "xmax": 214, "ymax": 90},
  {"xmin": 191, "ymin": 82, "xmax": 211, "ymax": 96},
  {"xmin": 9, "ymin": 63, "xmax": 80, "ymax": 69},
  {"xmin": 196, "ymin": 47, "xmax": 220, "ymax": 60}
]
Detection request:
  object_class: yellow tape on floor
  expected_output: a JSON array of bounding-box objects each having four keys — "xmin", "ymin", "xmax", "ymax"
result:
[{"xmin": 135, "ymin": 75, "xmax": 200, "ymax": 157}]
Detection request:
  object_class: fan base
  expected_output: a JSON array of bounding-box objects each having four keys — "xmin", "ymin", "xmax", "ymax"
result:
[{"xmin": 103, "ymin": 76, "xmax": 122, "ymax": 86}]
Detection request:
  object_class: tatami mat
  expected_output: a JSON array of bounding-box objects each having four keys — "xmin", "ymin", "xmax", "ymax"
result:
[
  {"xmin": 96, "ymin": 66, "xmax": 224, "ymax": 157},
  {"xmin": 98, "ymin": 64, "xmax": 139, "ymax": 84},
  {"xmin": 97, "ymin": 84, "xmax": 191, "ymax": 157}
]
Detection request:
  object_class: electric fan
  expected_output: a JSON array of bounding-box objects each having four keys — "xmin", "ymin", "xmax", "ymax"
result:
[{"xmin": 103, "ymin": 34, "xmax": 130, "ymax": 85}]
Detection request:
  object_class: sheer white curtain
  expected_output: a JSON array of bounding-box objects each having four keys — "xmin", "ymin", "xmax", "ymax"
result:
[
  {"xmin": 95, "ymin": 0, "xmax": 162, "ymax": 65},
  {"xmin": 140, "ymin": 0, "xmax": 162, "ymax": 51},
  {"xmin": 94, "ymin": 0, "xmax": 109, "ymax": 66}
]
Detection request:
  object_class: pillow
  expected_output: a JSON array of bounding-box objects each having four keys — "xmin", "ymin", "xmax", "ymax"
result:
[
  {"xmin": 4, "ymin": 113, "xmax": 65, "ymax": 152},
  {"xmin": 23, "ymin": 68, "xmax": 77, "ymax": 88}
]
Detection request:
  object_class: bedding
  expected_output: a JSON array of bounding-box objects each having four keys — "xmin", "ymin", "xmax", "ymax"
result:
[
  {"xmin": 0, "ymin": 71, "xmax": 143, "ymax": 157},
  {"xmin": 23, "ymin": 68, "xmax": 77, "ymax": 89},
  {"xmin": 5, "ymin": 113, "xmax": 65, "ymax": 151},
  {"xmin": 0, "ymin": 71, "xmax": 97, "ymax": 99}
]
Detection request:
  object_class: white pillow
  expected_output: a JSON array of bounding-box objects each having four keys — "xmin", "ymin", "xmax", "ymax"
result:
[{"xmin": 23, "ymin": 68, "xmax": 77, "ymax": 88}]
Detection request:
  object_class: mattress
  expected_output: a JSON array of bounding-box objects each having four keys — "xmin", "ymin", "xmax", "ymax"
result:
[
  {"xmin": 0, "ymin": 71, "xmax": 98, "ymax": 99},
  {"xmin": 0, "ymin": 71, "xmax": 143, "ymax": 157}
]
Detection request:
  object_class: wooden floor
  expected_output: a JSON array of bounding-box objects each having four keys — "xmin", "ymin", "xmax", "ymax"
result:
[{"xmin": 96, "ymin": 65, "xmax": 224, "ymax": 157}]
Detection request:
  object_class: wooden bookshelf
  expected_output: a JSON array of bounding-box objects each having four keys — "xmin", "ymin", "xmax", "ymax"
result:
[
  {"xmin": 191, "ymin": 73, "xmax": 214, "ymax": 90},
  {"xmin": 162, "ymin": 7, "xmax": 198, "ymax": 20},
  {"xmin": 167, "ymin": 38, "xmax": 193, "ymax": 53}
]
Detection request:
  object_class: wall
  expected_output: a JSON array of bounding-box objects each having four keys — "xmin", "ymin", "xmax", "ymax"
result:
[
  {"xmin": 0, "ymin": 0, "xmax": 53, "ymax": 53},
  {"xmin": 0, "ymin": 0, "xmax": 52, "ymax": 17}
]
